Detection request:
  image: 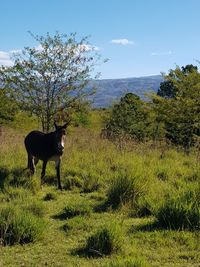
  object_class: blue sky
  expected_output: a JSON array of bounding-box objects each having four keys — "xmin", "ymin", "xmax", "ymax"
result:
[{"xmin": 0, "ymin": 0, "xmax": 200, "ymax": 79}]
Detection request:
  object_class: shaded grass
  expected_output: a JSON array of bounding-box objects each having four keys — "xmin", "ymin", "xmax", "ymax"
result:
[{"xmin": 54, "ymin": 201, "xmax": 92, "ymax": 220}]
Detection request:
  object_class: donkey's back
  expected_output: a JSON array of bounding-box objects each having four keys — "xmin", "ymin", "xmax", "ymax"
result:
[{"xmin": 25, "ymin": 131, "xmax": 55, "ymax": 160}]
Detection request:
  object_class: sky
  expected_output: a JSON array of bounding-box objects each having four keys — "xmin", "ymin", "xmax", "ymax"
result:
[{"xmin": 0, "ymin": 0, "xmax": 200, "ymax": 79}]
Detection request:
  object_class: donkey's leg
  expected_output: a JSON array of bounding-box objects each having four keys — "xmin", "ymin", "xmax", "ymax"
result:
[
  {"xmin": 28, "ymin": 153, "xmax": 35, "ymax": 174},
  {"xmin": 41, "ymin": 160, "xmax": 47, "ymax": 185},
  {"xmin": 34, "ymin": 157, "xmax": 39, "ymax": 167},
  {"xmin": 56, "ymin": 159, "xmax": 62, "ymax": 190}
]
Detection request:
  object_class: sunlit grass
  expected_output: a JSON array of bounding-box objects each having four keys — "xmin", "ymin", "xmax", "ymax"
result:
[{"xmin": 0, "ymin": 126, "xmax": 199, "ymax": 266}]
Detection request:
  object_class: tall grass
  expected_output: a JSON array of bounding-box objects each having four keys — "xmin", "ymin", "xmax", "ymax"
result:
[
  {"xmin": 107, "ymin": 170, "xmax": 145, "ymax": 210},
  {"xmin": 0, "ymin": 205, "xmax": 46, "ymax": 245},
  {"xmin": 155, "ymin": 185, "xmax": 200, "ymax": 230}
]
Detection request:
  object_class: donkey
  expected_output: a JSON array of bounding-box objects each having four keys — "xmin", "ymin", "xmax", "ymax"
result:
[{"xmin": 24, "ymin": 122, "xmax": 69, "ymax": 190}]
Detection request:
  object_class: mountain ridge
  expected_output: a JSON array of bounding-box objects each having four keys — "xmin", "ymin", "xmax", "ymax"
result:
[{"xmin": 87, "ymin": 75, "xmax": 163, "ymax": 107}]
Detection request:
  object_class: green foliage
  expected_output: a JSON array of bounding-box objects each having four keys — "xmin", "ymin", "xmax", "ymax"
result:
[
  {"xmin": 11, "ymin": 111, "xmax": 38, "ymax": 131},
  {"xmin": 72, "ymin": 101, "xmax": 90, "ymax": 127},
  {"xmin": 0, "ymin": 205, "xmax": 46, "ymax": 245},
  {"xmin": 104, "ymin": 93, "xmax": 151, "ymax": 141},
  {"xmin": 157, "ymin": 64, "xmax": 198, "ymax": 98},
  {"xmin": 157, "ymin": 80, "xmax": 176, "ymax": 98},
  {"xmin": 156, "ymin": 186, "xmax": 200, "ymax": 230},
  {"xmin": 85, "ymin": 223, "xmax": 124, "ymax": 256},
  {"xmin": 153, "ymin": 64, "xmax": 200, "ymax": 151},
  {"xmin": 0, "ymin": 89, "xmax": 17, "ymax": 125}
]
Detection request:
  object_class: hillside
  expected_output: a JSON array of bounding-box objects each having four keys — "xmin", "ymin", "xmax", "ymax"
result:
[{"xmin": 87, "ymin": 75, "xmax": 163, "ymax": 107}]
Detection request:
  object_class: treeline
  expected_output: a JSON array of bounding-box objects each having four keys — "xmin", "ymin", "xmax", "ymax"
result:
[{"xmin": 103, "ymin": 64, "xmax": 200, "ymax": 153}]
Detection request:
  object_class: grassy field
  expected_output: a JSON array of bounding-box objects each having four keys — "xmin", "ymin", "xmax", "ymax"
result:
[{"xmin": 0, "ymin": 125, "xmax": 200, "ymax": 267}]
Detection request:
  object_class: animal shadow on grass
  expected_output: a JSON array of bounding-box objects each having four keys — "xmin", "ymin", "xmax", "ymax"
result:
[
  {"xmin": 52, "ymin": 212, "xmax": 69, "ymax": 221},
  {"xmin": 0, "ymin": 167, "xmax": 10, "ymax": 188},
  {"xmin": 9, "ymin": 167, "xmax": 30, "ymax": 187},
  {"xmin": 42, "ymin": 175, "xmax": 57, "ymax": 187},
  {"xmin": 71, "ymin": 246, "xmax": 104, "ymax": 258},
  {"xmin": 129, "ymin": 219, "xmax": 160, "ymax": 234},
  {"xmin": 93, "ymin": 200, "xmax": 111, "ymax": 213},
  {"xmin": 0, "ymin": 166, "xmax": 30, "ymax": 188},
  {"xmin": 52, "ymin": 204, "xmax": 91, "ymax": 221}
]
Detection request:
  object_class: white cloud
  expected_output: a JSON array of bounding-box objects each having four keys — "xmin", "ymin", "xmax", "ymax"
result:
[
  {"xmin": 111, "ymin": 39, "xmax": 134, "ymax": 45},
  {"xmin": 151, "ymin": 50, "xmax": 172, "ymax": 56},
  {"xmin": 0, "ymin": 51, "xmax": 13, "ymax": 66},
  {"xmin": 35, "ymin": 44, "xmax": 43, "ymax": 51}
]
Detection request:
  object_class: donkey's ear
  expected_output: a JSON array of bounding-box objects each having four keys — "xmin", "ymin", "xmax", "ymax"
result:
[
  {"xmin": 63, "ymin": 120, "xmax": 71, "ymax": 129},
  {"xmin": 54, "ymin": 122, "xmax": 58, "ymax": 130},
  {"xmin": 62, "ymin": 123, "xmax": 68, "ymax": 129}
]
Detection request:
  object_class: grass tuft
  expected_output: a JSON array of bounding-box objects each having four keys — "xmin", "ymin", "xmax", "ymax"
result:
[
  {"xmin": 0, "ymin": 205, "xmax": 46, "ymax": 246},
  {"xmin": 156, "ymin": 186, "xmax": 200, "ymax": 230},
  {"xmin": 84, "ymin": 223, "xmax": 124, "ymax": 257},
  {"xmin": 107, "ymin": 171, "xmax": 144, "ymax": 209}
]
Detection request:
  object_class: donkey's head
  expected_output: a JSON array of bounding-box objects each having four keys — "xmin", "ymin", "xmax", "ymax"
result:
[{"xmin": 53, "ymin": 122, "xmax": 69, "ymax": 155}]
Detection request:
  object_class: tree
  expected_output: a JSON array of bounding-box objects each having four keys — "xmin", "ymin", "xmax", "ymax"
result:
[
  {"xmin": 0, "ymin": 32, "xmax": 102, "ymax": 132},
  {"xmin": 152, "ymin": 65, "xmax": 200, "ymax": 152},
  {"xmin": 104, "ymin": 93, "xmax": 151, "ymax": 141},
  {"xmin": 157, "ymin": 64, "xmax": 198, "ymax": 98}
]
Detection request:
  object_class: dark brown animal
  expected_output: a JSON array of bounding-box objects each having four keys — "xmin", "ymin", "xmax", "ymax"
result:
[{"xmin": 24, "ymin": 122, "xmax": 68, "ymax": 189}]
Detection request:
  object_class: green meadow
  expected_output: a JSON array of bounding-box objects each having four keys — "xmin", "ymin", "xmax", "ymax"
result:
[{"xmin": 0, "ymin": 115, "xmax": 200, "ymax": 267}]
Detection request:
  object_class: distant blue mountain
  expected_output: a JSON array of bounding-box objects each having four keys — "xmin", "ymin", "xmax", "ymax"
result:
[{"xmin": 87, "ymin": 75, "xmax": 163, "ymax": 107}]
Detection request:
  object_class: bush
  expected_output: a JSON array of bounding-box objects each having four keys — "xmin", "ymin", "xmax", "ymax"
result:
[
  {"xmin": 107, "ymin": 172, "xmax": 143, "ymax": 209},
  {"xmin": 156, "ymin": 187, "xmax": 200, "ymax": 230},
  {"xmin": 103, "ymin": 93, "xmax": 151, "ymax": 142},
  {"xmin": 0, "ymin": 205, "xmax": 46, "ymax": 245},
  {"xmin": 85, "ymin": 223, "xmax": 123, "ymax": 256}
]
